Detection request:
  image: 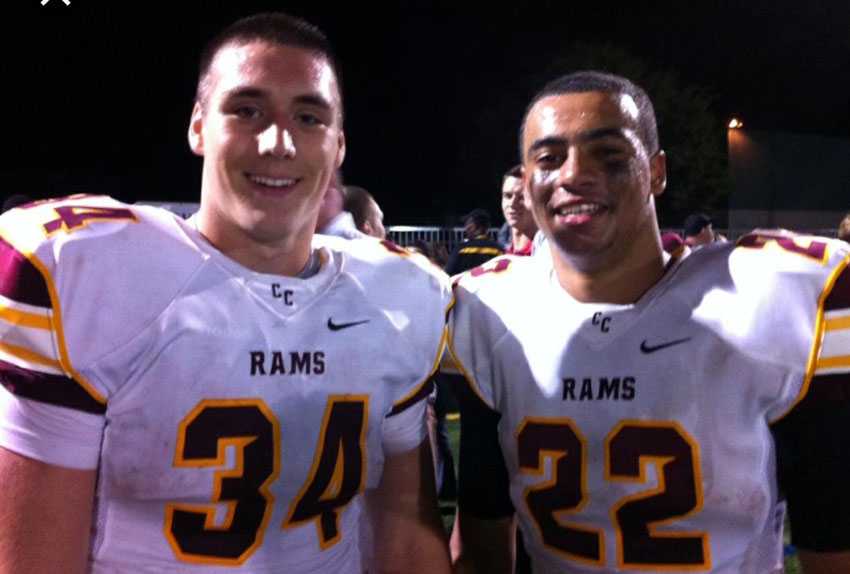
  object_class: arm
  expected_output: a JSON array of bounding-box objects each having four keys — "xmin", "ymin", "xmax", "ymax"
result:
[
  {"xmin": 449, "ymin": 379, "xmax": 516, "ymax": 573},
  {"xmin": 0, "ymin": 447, "xmax": 96, "ymax": 574},
  {"xmin": 451, "ymin": 511, "xmax": 514, "ymax": 574},
  {"xmin": 772, "ymin": 377, "xmax": 850, "ymax": 573},
  {"xmin": 798, "ymin": 551, "xmax": 850, "ymax": 574},
  {"xmin": 369, "ymin": 439, "xmax": 451, "ymax": 574}
]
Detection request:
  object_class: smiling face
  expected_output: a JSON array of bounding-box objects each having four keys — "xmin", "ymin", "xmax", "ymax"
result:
[
  {"xmin": 501, "ymin": 174, "xmax": 526, "ymax": 228},
  {"xmin": 501, "ymin": 172, "xmax": 536, "ymax": 236},
  {"xmin": 521, "ymin": 90, "xmax": 665, "ymax": 272},
  {"xmin": 189, "ymin": 40, "xmax": 345, "ymax": 261}
]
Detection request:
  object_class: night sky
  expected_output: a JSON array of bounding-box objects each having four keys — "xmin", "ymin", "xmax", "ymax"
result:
[{"xmin": 3, "ymin": 0, "xmax": 848, "ymax": 225}]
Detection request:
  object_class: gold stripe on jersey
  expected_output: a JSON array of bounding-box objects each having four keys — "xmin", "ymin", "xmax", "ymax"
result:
[
  {"xmin": 775, "ymin": 254, "xmax": 850, "ymax": 422},
  {"xmin": 459, "ymin": 246, "xmax": 502, "ymax": 256},
  {"xmin": 0, "ymin": 303, "xmax": 51, "ymax": 330},
  {"xmin": 0, "ymin": 341, "xmax": 63, "ymax": 371},
  {"xmin": 16, "ymin": 247, "xmax": 107, "ymax": 406},
  {"xmin": 824, "ymin": 312, "xmax": 850, "ymax": 332},
  {"xmin": 816, "ymin": 355, "xmax": 850, "ymax": 370}
]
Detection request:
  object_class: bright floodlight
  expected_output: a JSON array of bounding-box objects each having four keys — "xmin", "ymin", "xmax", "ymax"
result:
[{"xmin": 728, "ymin": 118, "xmax": 743, "ymax": 129}]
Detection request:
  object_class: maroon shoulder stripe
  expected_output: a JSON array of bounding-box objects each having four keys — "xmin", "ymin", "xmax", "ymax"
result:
[
  {"xmin": 0, "ymin": 360, "xmax": 105, "ymax": 414},
  {"xmin": 792, "ymin": 373, "xmax": 850, "ymax": 414},
  {"xmin": 824, "ymin": 265, "xmax": 850, "ymax": 312},
  {"xmin": 0, "ymin": 237, "xmax": 51, "ymax": 308},
  {"xmin": 387, "ymin": 378, "xmax": 435, "ymax": 417}
]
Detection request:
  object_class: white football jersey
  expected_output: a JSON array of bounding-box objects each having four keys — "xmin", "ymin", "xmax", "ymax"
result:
[
  {"xmin": 449, "ymin": 233, "xmax": 850, "ymax": 574},
  {"xmin": 0, "ymin": 195, "xmax": 452, "ymax": 573}
]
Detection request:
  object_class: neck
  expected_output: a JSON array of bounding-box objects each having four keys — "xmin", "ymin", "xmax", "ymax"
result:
[
  {"xmin": 550, "ymin": 223, "xmax": 666, "ymax": 304},
  {"xmin": 511, "ymin": 227, "xmax": 535, "ymax": 250},
  {"xmin": 196, "ymin": 213, "xmax": 314, "ymax": 277}
]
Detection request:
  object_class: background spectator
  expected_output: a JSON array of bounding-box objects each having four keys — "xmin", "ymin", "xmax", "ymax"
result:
[
  {"xmin": 500, "ymin": 165, "xmax": 537, "ymax": 256},
  {"xmin": 661, "ymin": 231, "xmax": 686, "ymax": 257},
  {"xmin": 838, "ymin": 212, "xmax": 850, "ymax": 242},
  {"xmin": 316, "ymin": 170, "xmax": 366, "ymax": 239},
  {"xmin": 444, "ymin": 209, "xmax": 503, "ymax": 276},
  {"xmin": 683, "ymin": 212, "xmax": 726, "ymax": 248},
  {"xmin": 344, "ymin": 185, "xmax": 386, "ymax": 239}
]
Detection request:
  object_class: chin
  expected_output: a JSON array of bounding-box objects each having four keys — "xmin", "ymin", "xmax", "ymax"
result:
[{"xmin": 550, "ymin": 229, "xmax": 610, "ymax": 258}]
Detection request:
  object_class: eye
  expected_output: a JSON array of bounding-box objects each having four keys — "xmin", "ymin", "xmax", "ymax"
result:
[
  {"xmin": 233, "ymin": 106, "xmax": 262, "ymax": 120},
  {"xmin": 296, "ymin": 112, "xmax": 326, "ymax": 127},
  {"xmin": 592, "ymin": 146, "xmax": 631, "ymax": 170},
  {"xmin": 534, "ymin": 151, "xmax": 563, "ymax": 168}
]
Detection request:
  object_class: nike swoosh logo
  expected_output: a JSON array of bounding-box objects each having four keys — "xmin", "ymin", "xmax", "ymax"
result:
[
  {"xmin": 640, "ymin": 337, "xmax": 692, "ymax": 354},
  {"xmin": 327, "ymin": 318, "xmax": 370, "ymax": 331}
]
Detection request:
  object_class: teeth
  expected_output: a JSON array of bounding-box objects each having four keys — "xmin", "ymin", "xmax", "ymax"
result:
[
  {"xmin": 556, "ymin": 203, "xmax": 602, "ymax": 216},
  {"xmin": 248, "ymin": 174, "xmax": 296, "ymax": 188}
]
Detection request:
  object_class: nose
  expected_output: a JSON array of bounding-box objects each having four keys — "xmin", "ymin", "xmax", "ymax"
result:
[
  {"xmin": 558, "ymin": 146, "xmax": 595, "ymax": 189},
  {"xmin": 510, "ymin": 191, "xmax": 524, "ymax": 210},
  {"xmin": 257, "ymin": 123, "xmax": 296, "ymax": 158}
]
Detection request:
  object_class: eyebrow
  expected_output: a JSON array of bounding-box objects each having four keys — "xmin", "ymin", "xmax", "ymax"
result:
[
  {"xmin": 220, "ymin": 88, "xmax": 334, "ymax": 112},
  {"xmin": 526, "ymin": 127, "xmax": 631, "ymax": 157}
]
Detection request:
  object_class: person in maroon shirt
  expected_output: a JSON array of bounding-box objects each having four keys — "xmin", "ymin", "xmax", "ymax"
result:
[{"xmin": 500, "ymin": 165, "xmax": 537, "ymax": 256}]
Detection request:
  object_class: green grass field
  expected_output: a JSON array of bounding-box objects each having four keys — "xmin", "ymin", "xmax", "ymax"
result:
[{"xmin": 441, "ymin": 416, "xmax": 802, "ymax": 572}]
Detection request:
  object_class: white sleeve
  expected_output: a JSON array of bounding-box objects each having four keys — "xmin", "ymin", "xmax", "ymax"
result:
[
  {"xmin": 381, "ymin": 397, "xmax": 427, "ymax": 455},
  {"xmin": 0, "ymin": 387, "xmax": 104, "ymax": 469},
  {"xmin": 446, "ymin": 282, "xmax": 498, "ymax": 409}
]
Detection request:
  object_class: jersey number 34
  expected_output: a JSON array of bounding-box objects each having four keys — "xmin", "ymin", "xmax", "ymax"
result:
[{"xmin": 164, "ymin": 396, "xmax": 367, "ymax": 566}]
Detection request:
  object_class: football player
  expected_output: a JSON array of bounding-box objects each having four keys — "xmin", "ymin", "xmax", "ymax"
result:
[
  {"xmin": 0, "ymin": 13, "xmax": 452, "ymax": 573},
  {"xmin": 448, "ymin": 71, "xmax": 850, "ymax": 573}
]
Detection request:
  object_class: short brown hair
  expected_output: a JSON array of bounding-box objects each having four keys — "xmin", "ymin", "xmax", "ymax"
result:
[
  {"xmin": 195, "ymin": 13, "xmax": 341, "ymax": 110},
  {"xmin": 343, "ymin": 186, "xmax": 377, "ymax": 230}
]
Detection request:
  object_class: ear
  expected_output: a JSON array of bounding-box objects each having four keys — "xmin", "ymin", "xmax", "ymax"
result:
[
  {"xmin": 187, "ymin": 102, "xmax": 205, "ymax": 156},
  {"xmin": 334, "ymin": 130, "xmax": 346, "ymax": 168},
  {"xmin": 361, "ymin": 220, "xmax": 374, "ymax": 236},
  {"xmin": 649, "ymin": 150, "xmax": 667, "ymax": 198}
]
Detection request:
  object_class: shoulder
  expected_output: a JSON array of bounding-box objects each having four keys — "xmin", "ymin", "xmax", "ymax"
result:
[
  {"xmin": 0, "ymin": 195, "xmax": 206, "ymax": 299},
  {"xmin": 0, "ymin": 195, "xmax": 208, "ymax": 368},
  {"xmin": 674, "ymin": 230, "xmax": 849, "ymax": 297},
  {"xmin": 321, "ymin": 235, "xmax": 450, "ymax": 285},
  {"xmin": 454, "ymin": 254, "xmax": 537, "ymax": 301},
  {"xmin": 670, "ymin": 231, "xmax": 850, "ymax": 380},
  {"xmin": 317, "ymin": 235, "xmax": 453, "ymax": 315},
  {"xmin": 0, "ymin": 194, "xmax": 197, "ymax": 266},
  {"xmin": 450, "ymin": 255, "xmax": 538, "ymax": 348},
  {"xmin": 731, "ymin": 229, "xmax": 849, "ymax": 275}
]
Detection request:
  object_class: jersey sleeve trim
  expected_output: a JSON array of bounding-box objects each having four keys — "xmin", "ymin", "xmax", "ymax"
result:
[
  {"xmin": 772, "ymin": 254, "xmax": 850, "ymax": 423},
  {"xmin": 0, "ymin": 236, "xmax": 51, "ymax": 307},
  {"xmin": 0, "ymin": 358, "xmax": 106, "ymax": 414},
  {"xmin": 445, "ymin": 328, "xmax": 494, "ymax": 411},
  {"xmin": 388, "ymin": 325, "xmax": 447, "ymax": 417},
  {"xmin": 0, "ymin": 233, "xmax": 107, "ymax": 408},
  {"xmin": 388, "ymin": 295, "xmax": 455, "ymax": 417}
]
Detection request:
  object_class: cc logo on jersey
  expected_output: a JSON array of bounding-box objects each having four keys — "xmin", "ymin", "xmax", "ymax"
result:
[
  {"xmin": 592, "ymin": 312, "xmax": 611, "ymax": 333},
  {"xmin": 271, "ymin": 284, "xmax": 294, "ymax": 306}
]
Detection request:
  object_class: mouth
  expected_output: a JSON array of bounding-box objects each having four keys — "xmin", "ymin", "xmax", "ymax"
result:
[
  {"xmin": 550, "ymin": 201, "xmax": 607, "ymax": 225},
  {"xmin": 245, "ymin": 173, "xmax": 300, "ymax": 191}
]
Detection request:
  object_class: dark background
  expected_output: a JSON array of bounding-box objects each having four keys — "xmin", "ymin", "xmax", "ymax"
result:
[{"xmin": 2, "ymin": 0, "xmax": 848, "ymax": 225}]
